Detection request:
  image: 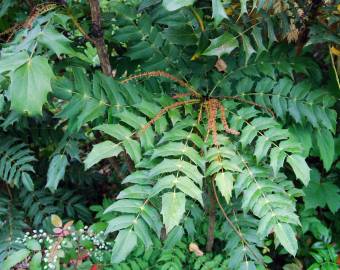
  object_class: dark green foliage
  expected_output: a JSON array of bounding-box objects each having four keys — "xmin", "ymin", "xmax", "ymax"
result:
[{"xmin": 0, "ymin": 0, "xmax": 339, "ymax": 269}]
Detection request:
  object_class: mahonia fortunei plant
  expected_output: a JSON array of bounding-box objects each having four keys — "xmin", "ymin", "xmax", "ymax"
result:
[{"xmin": 83, "ymin": 62, "xmax": 336, "ymax": 266}]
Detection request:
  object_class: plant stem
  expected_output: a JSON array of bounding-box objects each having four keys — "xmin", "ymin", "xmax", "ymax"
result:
[
  {"xmin": 206, "ymin": 187, "xmax": 216, "ymax": 252},
  {"xmin": 211, "ymin": 178, "xmax": 263, "ymax": 263},
  {"xmin": 88, "ymin": 0, "xmax": 112, "ymax": 76}
]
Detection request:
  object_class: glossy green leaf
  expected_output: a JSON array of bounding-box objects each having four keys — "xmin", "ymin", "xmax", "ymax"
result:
[
  {"xmin": 316, "ymin": 128, "xmax": 334, "ymax": 171},
  {"xmin": 93, "ymin": 124, "xmax": 132, "ymax": 140},
  {"xmin": 242, "ymin": 34, "xmax": 256, "ymax": 65},
  {"xmin": 0, "ymin": 51, "xmax": 29, "ymax": 73},
  {"xmin": 104, "ymin": 199, "xmax": 144, "ymax": 214},
  {"xmin": 270, "ymin": 147, "xmax": 286, "ymax": 176},
  {"xmin": 303, "ymin": 170, "xmax": 340, "ymax": 214},
  {"xmin": 161, "ymin": 192, "xmax": 186, "ymax": 233},
  {"xmin": 9, "ymin": 56, "xmax": 54, "ymax": 115},
  {"xmin": 105, "ymin": 215, "xmax": 136, "ymax": 234},
  {"xmin": 215, "ymin": 172, "xmax": 234, "ymax": 204},
  {"xmin": 203, "ymin": 33, "xmax": 238, "ymax": 58},
  {"xmin": 151, "ymin": 142, "xmax": 205, "ymax": 170},
  {"xmin": 134, "ymin": 218, "xmax": 153, "ymax": 248},
  {"xmin": 162, "ymin": 0, "xmax": 195, "ymax": 11},
  {"xmin": 149, "ymin": 159, "xmax": 203, "ymax": 187},
  {"xmin": 287, "ymin": 154, "xmax": 310, "ymax": 186},
  {"xmin": 111, "ymin": 229, "xmax": 137, "ymax": 263},
  {"xmin": 254, "ymin": 136, "xmax": 271, "ymax": 163},
  {"xmin": 46, "ymin": 154, "xmax": 69, "ymax": 193},
  {"xmin": 84, "ymin": 141, "xmax": 123, "ymax": 170},
  {"xmin": 123, "ymin": 138, "xmax": 141, "ymax": 164},
  {"xmin": 117, "ymin": 185, "xmax": 151, "ymax": 200},
  {"xmin": 274, "ymin": 223, "xmax": 298, "ymax": 256},
  {"xmin": 164, "ymin": 226, "xmax": 184, "ymax": 249},
  {"xmin": 176, "ymin": 176, "xmax": 203, "ymax": 206},
  {"xmin": 38, "ymin": 26, "xmax": 77, "ymax": 57}
]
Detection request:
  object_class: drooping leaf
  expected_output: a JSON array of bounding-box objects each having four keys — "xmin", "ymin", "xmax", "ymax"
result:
[
  {"xmin": 111, "ymin": 229, "xmax": 137, "ymax": 263},
  {"xmin": 149, "ymin": 159, "xmax": 203, "ymax": 187},
  {"xmin": 9, "ymin": 56, "xmax": 54, "ymax": 115},
  {"xmin": 242, "ymin": 34, "xmax": 256, "ymax": 65},
  {"xmin": 274, "ymin": 223, "xmax": 298, "ymax": 256},
  {"xmin": 316, "ymin": 128, "xmax": 334, "ymax": 171},
  {"xmin": 93, "ymin": 124, "xmax": 132, "ymax": 140},
  {"xmin": 287, "ymin": 154, "xmax": 310, "ymax": 186},
  {"xmin": 123, "ymin": 139, "xmax": 141, "ymax": 164},
  {"xmin": 117, "ymin": 185, "xmax": 151, "ymax": 200},
  {"xmin": 104, "ymin": 199, "xmax": 144, "ymax": 214},
  {"xmin": 176, "ymin": 176, "xmax": 203, "ymax": 206},
  {"xmin": 215, "ymin": 172, "xmax": 234, "ymax": 203},
  {"xmin": 203, "ymin": 33, "xmax": 238, "ymax": 58},
  {"xmin": 134, "ymin": 219, "xmax": 153, "ymax": 248},
  {"xmin": 161, "ymin": 192, "xmax": 186, "ymax": 233},
  {"xmin": 164, "ymin": 226, "xmax": 184, "ymax": 249},
  {"xmin": 84, "ymin": 141, "xmax": 123, "ymax": 170},
  {"xmin": 270, "ymin": 147, "xmax": 286, "ymax": 176},
  {"xmin": 105, "ymin": 215, "xmax": 136, "ymax": 234},
  {"xmin": 46, "ymin": 154, "xmax": 69, "ymax": 193}
]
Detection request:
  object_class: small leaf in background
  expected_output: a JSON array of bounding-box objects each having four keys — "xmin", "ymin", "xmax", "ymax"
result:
[
  {"xmin": 203, "ymin": 33, "xmax": 238, "ymax": 58},
  {"xmin": 161, "ymin": 192, "xmax": 186, "ymax": 233},
  {"xmin": 9, "ymin": 56, "xmax": 54, "ymax": 115},
  {"xmin": 162, "ymin": 0, "xmax": 195, "ymax": 11},
  {"xmin": 215, "ymin": 172, "xmax": 234, "ymax": 203},
  {"xmin": 303, "ymin": 169, "xmax": 340, "ymax": 214},
  {"xmin": 212, "ymin": 0, "xmax": 228, "ymax": 26},
  {"xmin": 84, "ymin": 141, "xmax": 123, "ymax": 170},
  {"xmin": 316, "ymin": 128, "xmax": 334, "ymax": 171},
  {"xmin": 274, "ymin": 223, "xmax": 298, "ymax": 256},
  {"xmin": 46, "ymin": 154, "xmax": 69, "ymax": 193},
  {"xmin": 51, "ymin": 214, "xmax": 63, "ymax": 228},
  {"xmin": 287, "ymin": 154, "xmax": 310, "ymax": 186},
  {"xmin": 111, "ymin": 229, "xmax": 137, "ymax": 263}
]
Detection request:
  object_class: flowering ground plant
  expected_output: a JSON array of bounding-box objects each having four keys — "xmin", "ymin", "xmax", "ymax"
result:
[{"xmin": 2, "ymin": 215, "xmax": 110, "ymax": 270}]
